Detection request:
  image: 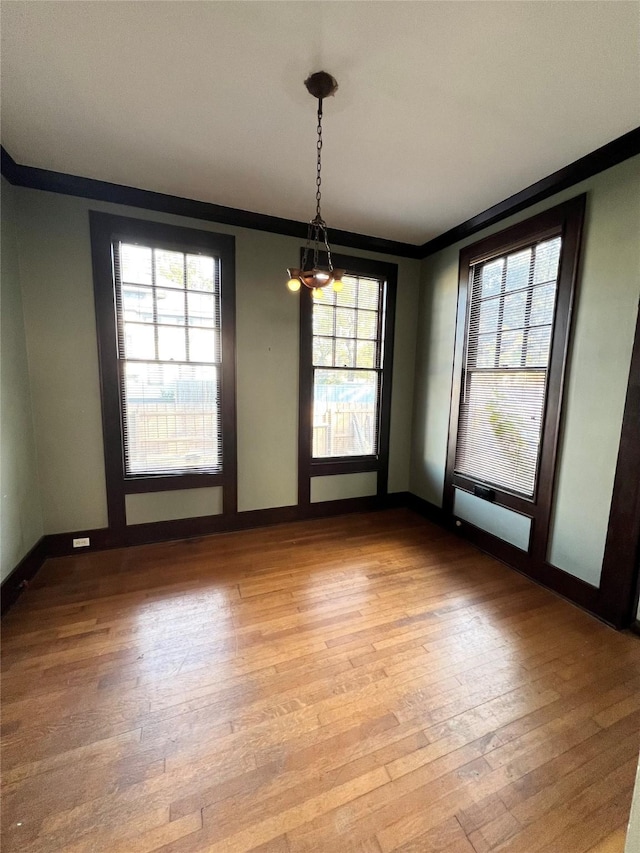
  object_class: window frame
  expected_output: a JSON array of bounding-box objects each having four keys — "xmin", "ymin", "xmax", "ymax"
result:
[
  {"xmin": 444, "ymin": 195, "xmax": 586, "ymax": 565},
  {"xmin": 298, "ymin": 251, "xmax": 397, "ymax": 504},
  {"xmin": 90, "ymin": 212, "xmax": 237, "ymax": 529}
]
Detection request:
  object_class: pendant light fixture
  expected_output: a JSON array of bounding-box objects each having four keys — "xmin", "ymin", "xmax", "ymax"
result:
[{"xmin": 286, "ymin": 71, "xmax": 345, "ymax": 295}]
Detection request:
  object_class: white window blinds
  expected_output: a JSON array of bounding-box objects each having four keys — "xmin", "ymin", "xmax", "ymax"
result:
[
  {"xmin": 114, "ymin": 242, "xmax": 223, "ymax": 476},
  {"xmin": 311, "ymin": 275, "xmax": 384, "ymax": 458},
  {"xmin": 454, "ymin": 236, "xmax": 562, "ymax": 497}
]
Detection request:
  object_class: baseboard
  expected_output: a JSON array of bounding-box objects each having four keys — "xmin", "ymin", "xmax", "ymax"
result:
[
  {"xmin": 1, "ymin": 492, "xmax": 618, "ymax": 629},
  {"xmin": 630, "ymin": 620, "xmax": 640, "ymax": 638},
  {"xmin": 1, "ymin": 537, "xmax": 49, "ymax": 616},
  {"xmin": 2, "ymin": 493, "xmax": 412, "ymax": 616},
  {"xmin": 404, "ymin": 493, "xmax": 448, "ymax": 526}
]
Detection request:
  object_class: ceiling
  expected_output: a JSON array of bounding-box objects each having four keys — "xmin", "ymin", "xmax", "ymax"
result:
[{"xmin": 1, "ymin": 2, "xmax": 639, "ymax": 245}]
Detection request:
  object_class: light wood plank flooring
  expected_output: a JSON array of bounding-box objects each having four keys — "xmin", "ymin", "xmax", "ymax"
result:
[{"xmin": 2, "ymin": 509, "xmax": 639, "ymax": 853}]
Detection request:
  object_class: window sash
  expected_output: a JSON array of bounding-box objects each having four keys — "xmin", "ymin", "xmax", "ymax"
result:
[
  {"xmin": 454, "ymin": 235, "xmax": 562, "ymax": 499},
  {"xmin": 113, "ymin": 240, "xmax": 224, "ymax": 479},
  {"xmin": 310, "ymin": 274, "xmax": 385, "ymax": 460}
]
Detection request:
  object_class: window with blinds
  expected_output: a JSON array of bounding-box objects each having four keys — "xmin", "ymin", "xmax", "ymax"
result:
[
  {"xmin": 114, "ymin": 242, "xmax": 222, "ymax": 476},
  {"xmin": 454, "ymin": 235, "xmax": 562, "ymax": 497},
  {"xmin": 311, "ymin": 275, "xmax": 384, "ymax": 458}
]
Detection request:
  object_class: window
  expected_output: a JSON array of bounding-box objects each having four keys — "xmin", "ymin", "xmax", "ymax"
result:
[
  {"xmin": 311, "ymin": 274, "xmax": 384, "ymax": 459},
  {"xmin": 298, "ymin": 252, "xmax": 397, "ymax": 503},
  {"xmin": 445, "ymin": 195, "xmax": 585, "ymax": 570},
  {"xmin": 91, "ymin": 214, "xmax": 236, "ymax": 529},
  {"xmin": 116, "ymin": 243, "xmax": 222, "ymax": 476},
  {"xmin": 455, "ymin": 235, "xmax": 561, "ymax": 497}
]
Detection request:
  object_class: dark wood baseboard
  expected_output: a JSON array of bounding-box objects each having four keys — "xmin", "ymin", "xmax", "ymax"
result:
[
  {"xmin": 405, "ymin": 492, "xmax": 605, "ymax": 622},
  {"xmin": 0, "ymin": 491, "xmax": 622, "ymax": 631},
  {"xmin": 404, "ymin": 493, "xmax": 448, "ymax": 526},
  {"xmin": 2, "ymin": 494, "xmax": 413, "ymax": 615},
  {"xmin": 1, "ymin": 537, "xmax": 48, "ymax": 616}
]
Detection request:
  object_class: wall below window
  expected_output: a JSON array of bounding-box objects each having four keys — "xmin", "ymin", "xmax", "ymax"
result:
[
  {"xmin": 0, "ymin": 179, "xmax": 43, "ymax": 581},
  {"xmin": 410, "ymin": 155, "xmax": 640, "ymax": 587},
  {"xmin": 13, "ymin": 188, "xmax": 420, "ymax": 537}
]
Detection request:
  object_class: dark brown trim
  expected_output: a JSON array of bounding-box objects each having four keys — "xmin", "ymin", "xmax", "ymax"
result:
[
  {"xmin": 420, "ymin": 128, "xmax": 640, "ymax": 256},
  {"xmin": 4, "ymin": 130, "xmax": 638, "ymax": 262},
  {"xmin": 0, "ymin": 146, "xmax": 421, "ymax": 260},
  {"xmin": 1, "ymin": 537, "xmax": 48, "ymax": 615},
  {"xmin": 598, "ymin": 299, "xmax": 640, "ymax": 628},
  {"xmin": 310, "ymin": 457, "xmax": 379, "ymax": 477},
  {"xmin": 122, "ymin": 472, "xmax": 225, "ymax": 494},
  {"xmin": 43, "ymin": 494, "xmax": 407, "ymax": 558},
  {"xmin": 405, "ymin": 493, "xmax": 448, "ymax": 527},
  {"xmin": 443, "ymin": 196, "xmax": 586, "ymax": 603},
  {"xmin": 297, "ymin": 252, "xmax": 398, "ymax": 506},
  {"xmin": 89, "ymin": 212, "xmax": 238, "ymax": 529},
  {"xmin": 454, "ymin": 517, "xmax": 601, "ymax": 616}
]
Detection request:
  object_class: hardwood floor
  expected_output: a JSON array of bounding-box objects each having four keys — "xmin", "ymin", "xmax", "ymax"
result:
[{"xmin": 2, "ymin": 508, "xmax": 639, "ymax": 853}]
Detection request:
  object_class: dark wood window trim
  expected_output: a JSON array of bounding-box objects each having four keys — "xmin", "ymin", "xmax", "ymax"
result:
[
  {"xmin": 90, "ymin": 212, "xmax": 237, "ymax": 530},
  {"xmin": 298, "ymin": 252, "xmax": 397, "ymax": 506},
  {"xmin": 597, "ymin": 298, "xmax": 640, "ymax": 628},
  {"xmin": 444, "ymin": 195, "xmax": 586, "ymax": 578}
]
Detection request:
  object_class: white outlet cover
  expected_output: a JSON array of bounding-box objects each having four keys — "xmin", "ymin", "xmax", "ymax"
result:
[{"xmin": 73, "ymin": 537, "xmax": 90, "ymax": 548}]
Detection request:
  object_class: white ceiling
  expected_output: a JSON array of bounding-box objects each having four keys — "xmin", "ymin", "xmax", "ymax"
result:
[{"xmin": 1, "ymin": 1, "xmax": 639, "ymax": 245}]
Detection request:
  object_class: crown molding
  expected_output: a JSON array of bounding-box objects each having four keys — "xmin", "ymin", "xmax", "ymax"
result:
[
  {"xmin": 418, "ymin": 127, "xmax": 640, "ymax": 257},
  {"xmin": 3, "ymin": 127, "xmax": 639, "ymax": 261},
  {"xmin": 0, "ymin": 146, "xmax": 422, "ymax": 260}
]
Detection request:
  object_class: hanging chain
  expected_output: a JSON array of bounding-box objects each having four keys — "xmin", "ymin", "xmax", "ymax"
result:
[
  {"xmin": 302, "ymin": 96, "xmax": 333, "ymax": 274},
  {"xmin": 315, "ymin": 99, "xmax": 323, "ymax": 221}
]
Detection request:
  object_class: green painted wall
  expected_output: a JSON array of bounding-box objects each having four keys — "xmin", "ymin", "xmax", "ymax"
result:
[
  {"xmin": 13, "ymin": 187, "xmax": 420, "ymax": 535},
  {"xmin": 410, "ymin": 156, "xmax": 640, "ymax": 586},
  {"xmin": 1, "ymin": 179, "xmax": 43, "ymax": 580}
]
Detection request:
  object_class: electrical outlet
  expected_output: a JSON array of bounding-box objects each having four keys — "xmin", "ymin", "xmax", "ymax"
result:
[{"xmin": 73, "ymin": 537, "xmax": 90, "ymax": 548}]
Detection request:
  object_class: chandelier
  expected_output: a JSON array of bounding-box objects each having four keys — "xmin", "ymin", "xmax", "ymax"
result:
[{"xmin": 286, "ymin": 71, "xmax": 345, "ymax": 294}]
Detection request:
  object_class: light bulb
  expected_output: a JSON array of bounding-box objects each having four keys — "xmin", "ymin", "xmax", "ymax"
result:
[
  {"xmin": 287, "ymin": 277, "xmax": 301, "ymax": 292},
  {"xmin": 332, "ymin": 278, "xmax": 344, "ymax": 292},
  {"xmin": 313, "ymin": 288, "xmax": 323, "ymax": 299}
]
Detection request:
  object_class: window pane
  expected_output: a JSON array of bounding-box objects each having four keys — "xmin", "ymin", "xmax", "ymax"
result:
[
  {"xmin": 313, "ymin": 369, "xmax": 378, "ymax": 458},
  {"xmin": 335, "ymin": 276, "xmax": 358, "ymax": 308},
  {"xmin": 357, "ymin": 310, "xmax": 378, "ymax": 340},
  {"xmin": 499, "ymin": 330, "xmax": 523, "ymax": 367},
  {"xmin": 158, "ymin": 325, "xmax": 186, "ymax": 361},
  {"xmin": 187, "ymin": 293, "xmax": 217, "ymax": 326},
  {"xmin": 356, "ymin": 340, "xmax": 376, "ymax": 368},
  {"xmin": 530, "ymin": 282, "xmax": 556, "ymax": 327},
  {"xmin": 455, "ymin": 370, "xmax": 546, "ymax": 497},
  {"xmin": 336, "ymin": 308, "xmax": 356, "ymax": 338},
  {"xmin": 121, "ymin": 244, "xmax": 152, "ymax": 285},
  {"xmin": 187, "ymin": 255, "xmax": 215, "ymax": 292},
  {"xmin": 502, "ymin": 291, "xmax": 527, "ymax": 330},
  {"xmin": 357, "ymin": 278, "xmax": 380, "ymax": 311},
  {"xmin": 335, "ymin": 338, "xmax": 355, "ymax": 368},
  {"xmin": 156, "ymin": 288, "xmax": 185, "ymax": 325},
  {"xmin": 122, "ymin": 286, "xmax": 153, "ymax": 323},
  {"xmin": 123, "ymin": 362, "xmax": 221, "ymax": 475},
  {"xmin": 525, "ymin": 327, "xmax": 552, "ymax": 367},
  {"xmin": 189, "ymin": 328, "xmax": 219, "ymax": 363},
  {"xmin": 124, "ymin": 322, "xmax": 155, "ymax": 359},
  {"xmin": 187, "ymin": 292, "xmax": 216, "ymax": 327},
  {"xmin": 313, "ymin": 304, "xmax": 334, "ymax": 337},
  {"xmin": 313, "ymin": 337, "xmax": 333, "ymax": 366},
  {"xmin": 155, "ymin": 249, "xmax": 184, "ymax": 289},
  {"xmin": 478, "ymin": 297, "xmax": 499, "ymax": 334},
  {"xmin": 476, "ymin": 333, "xmax": 497, "ymax": 368},
  {"xmin": 481, "ymin": 258, "xmax": 503, "ymax": 297},
  {"xmin": 505, "ymin": 248, "xmax": 531, "ymax": 292},
  {"xmin": 534, "ymin": 237, "xmax": 561, "ymax": 284}
]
